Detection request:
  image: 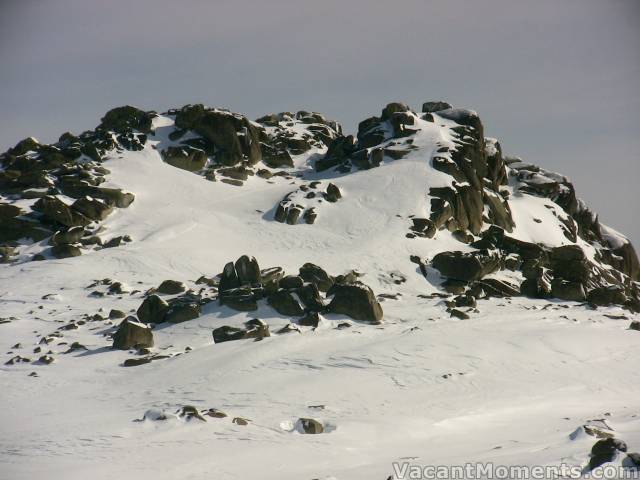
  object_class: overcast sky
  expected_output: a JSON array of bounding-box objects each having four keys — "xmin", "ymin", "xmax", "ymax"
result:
[{"xmin": 1, "ymin": 0, "xmax": 638, "ymax": 243}]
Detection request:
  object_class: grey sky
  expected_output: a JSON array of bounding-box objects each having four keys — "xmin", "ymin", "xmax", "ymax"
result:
[{"xmin": 1, "ymin": 0, "xmax": 638, "ymax": 244}]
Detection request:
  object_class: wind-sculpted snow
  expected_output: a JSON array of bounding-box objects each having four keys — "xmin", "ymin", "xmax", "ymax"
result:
[{"xmin": 1, "ymin": 101, "xmax": 639, "ymax": 479}]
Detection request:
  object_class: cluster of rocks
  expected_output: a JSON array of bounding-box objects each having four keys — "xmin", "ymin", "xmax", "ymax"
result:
[
  {"xmin": 0, "ymin": 106, "xmax": 145, "ymax": 262},
  {"xmin": 109, "ymin": 256, "xmax": 382, "ymax": 353},
  {"xmin": 274, "ymin": 181, "xmax": 341, "ymax": 225},
  {"xmin": 140, "ymin": 405, "xmax": 249, "ymax": 426},
  {"xmin": 215, "ymin": 255, "xmax": 383, "ymax": 325},
  {"xmin": 158, "ymin": 105, "xmax": 342, "ymax": 184},
  {"xmin": 420, "ymin": 225, "xmax": 640, "ymax": 312},
  {"xmin": 256, "ymin": 111, "xmax": 342, "ymax": 168},
  {"xmin": 140, "ymin": 405, "xmax": 325, "ymax": 434},
  {"xmin": 585, "ymin": 436, "xmax": 638, "ymax": 472},
  {"xmin": 316, "ymin": 102, "xmax": 423, "ymax": 172},
  {"xmin": 308, "ymin": 100, "xmax": 639, "ymax": 310}
]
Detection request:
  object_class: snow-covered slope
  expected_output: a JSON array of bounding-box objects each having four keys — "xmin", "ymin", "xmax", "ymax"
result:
[{"xmin": 1, "ymin": 102, "xmax": 639, "ymax": 479}]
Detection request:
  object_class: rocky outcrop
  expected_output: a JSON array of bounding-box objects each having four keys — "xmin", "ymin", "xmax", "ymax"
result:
[
  {"xmin": 112, "ymin": 317, "xmax": 154, "ymax": 350},
  {"xmin": 432, "ymin": 250, "xmax": 500, "ymax": 283},
  {"xmin": 173, "ymin": 104, "xmax": 262, "ymax": 166},
  {"xmin": 327, "ymin": 282, "xmax": 383, "ymax": 324}
]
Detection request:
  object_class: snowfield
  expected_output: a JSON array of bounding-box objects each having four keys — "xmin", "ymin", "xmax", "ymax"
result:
[{"xmin": 1, "ymin": 112, "xmax": 639, "ymax": 480}]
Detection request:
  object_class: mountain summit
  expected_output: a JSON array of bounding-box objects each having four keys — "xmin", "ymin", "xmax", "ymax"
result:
[{"xmin": 1, "ymin": 101, "xmax": 639, "ymax": 479}]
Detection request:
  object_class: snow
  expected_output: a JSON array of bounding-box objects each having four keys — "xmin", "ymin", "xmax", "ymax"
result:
[{"xmin": 1, "ymin": 114, "xmax": 639, "ymax": 480}]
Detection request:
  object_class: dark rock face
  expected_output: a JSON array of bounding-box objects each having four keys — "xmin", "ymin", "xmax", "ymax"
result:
[
  {"xmin": 219, "ymin": 287, "xmax": 259, "ymax": 311},
  {"xmin": 33, "ymin": 196, "xmax": 89, "ymax": 227},
  {"xmin": 432, "ymin": 250, "xmax": 500, "ymax": 282},
  {"xmin": 137, "ymin": 295, "xmax": 170, "ymax": 324},
  {"xmin": 422, "ymin": 101, "xmax": 452, "ymax": 113},
  {"xmin": 165, "ymin": 299, "xmax": 201, "ymax": 323},
  {"xmin": 588, "ymin": 286, "xmax": 627, "ymax": 306},
  {"xmin": 299, "ymin": 311, "xmax": 321, "ymax": 327},
  {"xmin": 212, "ymin": 325, "xmax": 247, "ymax": 343},
  {"xmin": 235, "ymin": 255, "xmax": 261, "ymax": 285},
  {"xmin": 299, "ymin": 263, "xmax": 334, "ymax": 292},
  {"xmin": 0, "ymin": 203, "xmax": 23, "ymax": 219},
  {"xmin": 551, "ymin": 279, "xmax": 586, "ymax": 302},
  {"xmin": 100, "ymin": 106, "xmax": 153, "ymax": 134},
  {"xmin": 267, "ymin": 289, "xmax": 304, "ymax": 316},
  {"xmin": 296, "ymin": 283, "xmax": 325, "ymax": 311},
  {"xmin": 52, "ymin": 244, "xmax": 82, "ymax": 259},
  {"xmin": 297, "ymin": 418, "xmax": 324, "ymax": 434},
  {"xmin": 257, "ymin": 111, "xmax": 341, "ymax": 168},
  {"xmin": 212, "ymin": 319, "xmax": 270, "ymax": 343},
  {"xmin": 588, "ymin": 438, "xmax": 627, "ymax": 471},
  {"xmin": 51, "ymin": 226, "xmax": 85, "ymax": 246},
  {"xmin": 157, "ymin": 280, "xmax": 186, "ymax": 295},
  {"xmin": 219, "ymin": 261, "xmax": 241, "ymax": 292},
  {"xmin": 161, "ymin": 146, "xmax": 207, "ymax": 172},
  {"xmin": 327, "ymin": 282, "xmax": 383, "ymax": 324},
  {"xmin": 175, "ymin": 105, "xmax": 262, "ymax": 166},
  {"xmin": 112, "ymin": 317, "xmax": 154, "ymax": 350}
]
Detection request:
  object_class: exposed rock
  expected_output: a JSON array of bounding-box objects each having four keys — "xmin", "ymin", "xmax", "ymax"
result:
[
  {"xmin": 235, "ymin": 255, "xmax": 261, "ymax": 285},
  {"xmin": 212, "ymin": 325, "xmax": 247, "ymax": 343},
  {"xmin": 52, "ymin": 244, "xmax": 82, "ymax": 259},
  {"xmin": 51, "ymin": 226, "xmax": 85, "ymax": 246},
  {"xmin": 588, "ymin": 438, "xmax": 627, "ymax": 471},
  {"xmin": 588, "ymin": 286, "xmax": 627, "ymax": 307},
  {"xmin": 296, "ymin": 283, "xmax": 325, "ymax": 311},
  {"xmin": 324, "ymin": 183, "xmax": 342, "ymax": 203},
  {"xmin": 123, "ymin": 357, "xmax": 152, "ymax": 367},
  {"xmin": 219, "ymin": 261, "xmax": 240, "ymax": 292},
  {"xmin": 165, "ymin": 298, "xmax": 201, "ymax": 323},
  {"xmin": 299, "ymin": 311, "xmax": 321, "ymax": 327},
  {"xmin": 267, "ymin": 289, "xmax": 304, "ymax": 316},
  {"xmin": 71, "ymin": 196, "xmax": 113, "ymax": 221},
  {"xmin": 203, "ymin": 408, "xmax": 227, "ymax": 418},
  {"xmin": 137, "ymin": 294, "xmax": 169, "ymax": 324},
  {"xmin": 280, "ymin": 275, "xmax": 304, "ymax": 289},
  {"xmin": 327, "ymin": 282, "xmax": 383, "ymax": 324},
  {"xmin": 299, "ymin": 263, "xmax": 334, "ymax": 292},
  {"xmin": 109, "ymin": 309, "xmax": 127, "ymax": 320},
  {"xmin": 450, "ymin": 308, "xmax": 470, "ymax": 320},
  {"xmin": 162, "ymin": 146, "xmax": 207, "ymax": 171},
  {"xmin": 177, "ymin": 405, "xmax": 206, "ymax": 422},
  {"xmin": 33, "ymin": 195, "xmax": 89, "ymax": 227},
  {"xmin": 157, "ymin": 280, "xmax": 187, "ymax": 295},
  {"xmin": 212, "ymin": 320, "xmax": 270, "ymax": 343},
  {"xmin": 422, "ymin": 101, "xmax": 452, "ymax": 113},
  {"xmin": 296, "ymin": 418, "xmax": 324, "ymax": 434},
  {"xmin": 219, "ymin": 287, "xmax": 259, "ymax": 311},
  {"xmin": 0, "ymin": 203, "xmax": 23, "ymax": 219},
  {"xmin": 112, "ymin": 317, "xmax": 154, "ymax": 350},
  {"xmin": 100, "ymin": 105, "xmax": 153, "ymax": 134},
  {"xmin": 432, "ymin": 250, "xmax": 500, "ymax": 282},
  {"xmin": 551, "ymin": 279, "xmax": 586, "ymax": 302}
]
